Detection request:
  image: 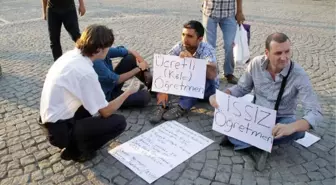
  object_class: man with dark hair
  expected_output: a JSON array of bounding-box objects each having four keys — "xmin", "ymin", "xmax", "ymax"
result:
[
  {"xmin": 41, "ymin": 0, "xmax": 86, "ymax": 61},
  {"xmin": 150, "ymin": 20, "xmax": 218, "ymax": 123},
  {"xmin": 93, "ymin": 46, "xmax": 153, "ymax": 108},
  {"xmin": 40, "ymin": 24, "xmax": 139, "ymax": 162},
  {"xmin": 202, "ymin": 0, "xmax": 245, "ymax": 84},
  {"xmin": 209, "ymin": 32, "xmax": 323, "ymax": 171}
]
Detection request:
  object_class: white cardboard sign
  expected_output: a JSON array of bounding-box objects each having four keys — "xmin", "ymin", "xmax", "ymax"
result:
[
  {"xmin": 212, "ymin": 90, "xmax": 276, "ymax": 152},
  {"xmin": 151, "ymin": 54, "xmax": 207, "ymax": 99},
  {"xmin": 109, "ymin": 121, "xmax": 213, "ymax": 184}
]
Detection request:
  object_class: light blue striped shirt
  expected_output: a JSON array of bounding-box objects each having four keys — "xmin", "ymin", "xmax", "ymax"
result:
[
  {"xmin": 228, "ymin": 55, "xmax": 323, "ymax": 128},
  {"xmin": 168, "ymin": 41, "xmax": 220, "ymax": 88}
]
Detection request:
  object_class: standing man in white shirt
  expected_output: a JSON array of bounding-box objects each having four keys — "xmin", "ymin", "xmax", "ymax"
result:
[{"xmin": 39, "ymin": 24, "xmax": 142, "ymax": 162}]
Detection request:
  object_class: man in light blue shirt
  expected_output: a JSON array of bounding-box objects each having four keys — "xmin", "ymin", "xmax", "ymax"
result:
[{"xmin": 210, "ymin": 33, "xmax": 323, "ymax": 171}]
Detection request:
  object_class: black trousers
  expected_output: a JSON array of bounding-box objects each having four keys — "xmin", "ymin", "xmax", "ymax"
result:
[
  {"xmin": 109, "ymin": 54, "xmax": 152, "ymax": 108},
  {"xmin": 42, "ymin": 106, "xmax": 126, "ymax": 156},
  {"xmin": 47, "ymin": 8, "xmax": 81, "ymax": 61}
]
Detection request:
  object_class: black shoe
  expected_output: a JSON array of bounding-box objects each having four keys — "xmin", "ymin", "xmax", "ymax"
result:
[
  {"xmin": 149, "ymin": 106, "xmax": 166, "ymax": 124},
  {"xmin": 73, "ymin": 151, "xmax": 97, "ymax": 163},
  {"xmin": 248, "ymin": 147, "xmax": 268, "ymax": 171},
  {"xmin": 60, "ymin": 148, "xmax": 78, "ymax": 161},
  {"xmin": 219, "ymin": 136, "xmax": 233, "ymax": 147}
]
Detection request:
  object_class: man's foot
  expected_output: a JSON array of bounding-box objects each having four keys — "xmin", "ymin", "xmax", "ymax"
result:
[
  {"xmin": 248, "ymin": 147, "xmax": 268, "ymax": 171},
  {"xmin": 162, "ymin": 105, "xmax": 187, "ymax": 121},
  {"xmin": 60, "ymin": 148, "xmax": 75, "ymax": 161},
  {"xmin": 73, "ymin": 151, "xmax": 97, "ymax": 163},
  {"xmin": 219, "ymin": 136, "xmax": 233, "ymax": 147},
  {"xmin": 143, "ymin": 70, "xmax": 152, "ymax": 90},
  {"xmin": 149, "ymin": 106, "xmax": 166, "ymax": 124},
  {"xmin": 225, "ymin": 74, "xmax": 238, "ymax": 84}
]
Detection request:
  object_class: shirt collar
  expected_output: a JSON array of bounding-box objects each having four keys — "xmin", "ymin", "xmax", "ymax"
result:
[
  {"xmin": 262, "ymin": 56, "xmax": 291, "ymax": 77},
  {"xmin": 74, "ymin": 47, "xmax": 93, "ymax": 66}
]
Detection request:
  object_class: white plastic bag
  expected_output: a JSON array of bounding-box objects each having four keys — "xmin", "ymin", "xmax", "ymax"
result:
[{"xmin": 233, "ymin": 24, "xmax": 250, "ymax": 65}]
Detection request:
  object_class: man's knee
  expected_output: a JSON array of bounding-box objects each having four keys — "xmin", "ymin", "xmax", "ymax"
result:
[
  {"xmin": 112, "ymin": 114, "xmax": 127, "ymax": 132},
  {"xmin": 123, "ymin": 54, "xmax": 136, "ymax": 63}
]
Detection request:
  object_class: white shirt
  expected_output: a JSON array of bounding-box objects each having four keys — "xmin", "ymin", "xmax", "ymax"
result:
[{"xmin": 40, "ymin": 48, "xmax": 109, "ymax": 123}]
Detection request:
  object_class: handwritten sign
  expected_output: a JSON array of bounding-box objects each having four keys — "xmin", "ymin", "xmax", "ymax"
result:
[
  {"xmin": 109, "ymin": 121, "xmax": 213, "ymax": 184},
  {"xmin": 151, "ymin": 54, "xmax": 207, "ymax": 99},
  {"xmin": 212, "ymin": 90, "xmax": 276, "ymax": 152}
]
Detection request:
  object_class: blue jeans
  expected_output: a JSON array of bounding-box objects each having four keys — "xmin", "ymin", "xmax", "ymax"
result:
[
  {"xmin": 202, "ymin": 15, "xmax": 237, "ymax": 75},
  {"xmin": 228, "ymin": 117, "xmax": 306, "ymax": 150},
  {"xmin": 179, "ymin": 80, "xmax": 216, "ymax": 110}
]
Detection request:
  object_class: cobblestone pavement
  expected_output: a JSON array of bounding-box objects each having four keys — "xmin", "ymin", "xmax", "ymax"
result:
[{"xmin": 0, "ymin": 0, "xmax": 335, "ymax": 184}]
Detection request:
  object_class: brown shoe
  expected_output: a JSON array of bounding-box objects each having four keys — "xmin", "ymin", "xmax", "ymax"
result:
[{"xmin": 225, "ymin": 74, "xmax": 238, "ymax": 84}]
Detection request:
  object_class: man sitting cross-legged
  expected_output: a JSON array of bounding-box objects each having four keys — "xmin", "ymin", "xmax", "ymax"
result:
[
  {"xmin": 150, "ymin": 20, "xmax": 219, "ymax": 124},
  {"xmin": 93, "ymin": 46, "xmax": 153, "ymax": 108},
  {"xmin": 209, "ymin": 32, "xmax": 323, "ymax": 171}
]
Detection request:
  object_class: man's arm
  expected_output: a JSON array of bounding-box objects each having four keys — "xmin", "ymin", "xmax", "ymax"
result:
[
  {"xmin": 235, "ymin": 0, "xmax": 245, "ymax": 24},
  {"xmin": 117, "ymin": 67, "xmax": 141, "ymax": 84},
  {"xmin": 272, "ymin": 73, "xmax": 323, "ymax": 139},
  {"xmin": 41, "ymin": 0, "xmax": 47, "ymax": 20},
  {"xmin": 78, "ymin": 0, "xmax": 86, "ymax": 16},
  {"xmin": 227, "ymin": 60, "xmax": 254, "ymax": 97},
  {"xmin": 206, "ymin": 62, "xmax": 217, "ymax": 80}
]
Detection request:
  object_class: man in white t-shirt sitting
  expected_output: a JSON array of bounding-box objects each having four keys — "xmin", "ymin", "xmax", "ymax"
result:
[{"xmin": 39, "ymin": 24, "xmax": 142, "ymax": 162}]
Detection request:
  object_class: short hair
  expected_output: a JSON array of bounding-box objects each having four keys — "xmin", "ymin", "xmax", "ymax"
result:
[
  {"xmin": 76, "ymin": 24, "xmax": 114, "ymax": 56},
  {"xmin": 265, "ymin": 32, "xmax": 290, "ymax": 50},
  {"xmin": 183, "ymin": 20, "xmax": 204, "ymax": 38}
]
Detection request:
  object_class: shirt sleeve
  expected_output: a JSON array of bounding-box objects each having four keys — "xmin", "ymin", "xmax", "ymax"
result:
[
  {"xmin": 167, "ymin": 43, "xmax": 182, "ymax": 56},
  {"xmin": 78, "ymin": 74, "xmax": 109, "ymax": 115},
  {"xmin": 93, "ymin": 60, "xmax": 120, "ymax": 87},
  {"xmin": 296, "ymin": 73, "xmax": 323, "ymax": 129},
  {"xmin": 228, "ymin": 59, "xmax": 254, "ymax": 97},
  {"xmin": 106, "ymin": 46, "xmax": 129, "ymax": 58},
  {"xmin": 201, "ymin": 45, "xmax": 216, "ymax": 64}
]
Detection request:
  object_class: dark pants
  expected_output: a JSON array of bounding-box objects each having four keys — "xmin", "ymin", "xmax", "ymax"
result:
[
  {"xmin": 42, "ymin": 106, "xmax": 126, "ymax": 157},
  {"xmin": 47, "ymin": 8, "xmax": 81, "ymax": 61},
  {"xmin": 110, "ymin": 54, "xmax": 152, "ymax": 108}
]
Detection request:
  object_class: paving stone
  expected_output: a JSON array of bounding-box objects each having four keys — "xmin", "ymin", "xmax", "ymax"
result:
[
  {"xmin": 153, "ymin": 178, "xmax": 174, "ymax": 185},
  {"xmin": 229, "ymin": 178, "xmax": 242, "ymax": 185},
  {"xmin": 50, "ymin": 173, "xmax": 65, "ymax": 184},
  {"xmin": 71, "ymin": 174, "xmax": 86, "ymax": 185},
  {"xmin": 63, "ymin": 165, "xmax": 79, "ymax": 178},
  {"xmin": 307, "ymin": 171, "xmax": 326, "ymax": 181},
  {"xmin": 164, "ymin": 170, "xmax": 180, "ymax": 181},
  {"xmin": 200, "ymin": 166, "xmax": 216, "ymax": 180},
  {"xmin": 303, "ymin": 161, "xmax": 319, "ymax": 172},
  {"xmin": 31, "ymin": 170, "xmax": 44, "ymax": 181},
  {"xmin": 204, "ymin": 159, "xmax": 218, "ymax": 168},
  {"xmin": 195, "ymin": 177, "xmax": 211, "ymax": 185},
  {"xmin": 189, "ymin": 162, "xmax": 204, "ymax": 170},
  {"xmin": 34, "ymin": 149, "xmax": 50, "ymax": 161},
  {"xmin": 220, "ymin": 149, "xmax": 234, "ymax": 157},
  {"xmin": 231, "ymin": 156, "xmax": 244, "ymax": 164},
  {"xmin": 128, "ymin": 177, "xmax": 147, "ymax": 185},
  {"xmin": 24, "ymin": 164, "xmax": 38, "ymax": 174},
  {"xmin": 175, "ymin": 178, "xmax": 194, "ymax": 185},
  {"xmin": 20, "ymin": 154, "xmax": 35, "ymax": 166},
  {"xmin": 181, "ymin": 169, "xmax": 200, "ymax": 180},
  {"xmin": 322, "ymin": 179, "xmax": 336, "ymax": 185},
  {"xmin": 7, "ymin": 160, "xmax": 20, "ymax": 170},
  {"xmin": 232, "ymin": 164, "xmax": 243, "ymax": 173},
  {"xmin": 52, "ymin": 162, "xmax": 64, "ymax": 173},
  {"xmin": 214, "ymin": 172, "xmax": 230, "ymax": 183},
  {"xmin": 12, "ymin": 174, "xmax": 30, "ymax": 184},
  {"xmin": 219, "ymin": 157, "xmax": 232, "ymax": 165},
  {"xmin": 113, "ymin": 176, "xmax": 128, "ymax": 185},
  {"xmin": 7, "ymin": 168, "xmax": 23, "ymax": 177},
  {"xmin": 288, "ymin": 165, "xmax": 308, "ymax": 175},
  {"xmin": 101, "ymin": 166, "xmax": 120, "ymax": 181},
  {"xmin": 211, "ymin": 182, "xmax": 229, "ymax": 185},
  {"xmin": 207, "ymin": 150, "xmax": 219, "ymax": 160},
  {"xmin": 296, "ymin": 174, "xmax": 310, "ymax": 182},
  {"xmin": 38, "ymin": 159, "xmax": 51, "ymax": 169},
  {"xmin": 43, "ymin": 167, "xmax": 54, "ymax": 177},
  {"xmin": 256, "ymin": 177, "xmax": 270, "ymax": 185}
]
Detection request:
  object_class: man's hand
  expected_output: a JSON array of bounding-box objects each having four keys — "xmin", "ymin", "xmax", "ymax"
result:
[
  {"xmin": 235, "ymin": 11, "xmax": 245, "ymax": 24},
  {"xmin": 209, "ymin": 95, "xmax": 219, "ymax": 109},
  {"xmin": 125, "ymin": 80, "xmax": 139, "ymax": 95},
  {"xmin": 137, "ymin": 61, "xmax": 149, "ymax": 71},
  {"xmin": 157, "ymin": 93, "xmax": 168, "ymax": 108},
  {"xmin": 272, "ymin": 123, "xmax": 296, "ymax": 139},
  {"xmin": 78, "ymin": 4, "xmax": 86, "ymax": 16},
  {"xmin": 206, "ymin": 62, "xmax": 217, "ymax": 80},
  {"xmin": 224, "ymin": 89, "xmax": 231, "ymax": 95},
  {"xmin": 42, "ymin": 13, "xmax": 46, "ymax": 20},
  {"xmin": 179, "ymin": 50, "xmax": 193, "ymax": 58}
]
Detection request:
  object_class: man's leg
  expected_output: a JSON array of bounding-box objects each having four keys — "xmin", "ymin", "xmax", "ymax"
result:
[
  {"xmin": 72, "ymin": 114, "xmax": 127, "ymax": 162},
  {"xmin": 219, "ymin": 16, "xmax": 237, "ymax": 84},
  {"xmin": 47, "ymin": 8, "xmax": 63, "ymax": 61},
  {"xmin": 62, "ymin": 8, "xmax": 81, "ymax": 43},
  {"xmin": 114, "ymin": 54, "xmax": 152, "ymax": 90},
  {"xmin": 202, "ymin": 14, "xmax": 218, "ymax": 49}
]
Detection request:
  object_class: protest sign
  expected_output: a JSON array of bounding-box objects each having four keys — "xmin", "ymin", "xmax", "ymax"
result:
[
  {"xmin": 212, "ymin": 90, "xmax": 276, "ymax": 152},
  {"xmin": 151, "ymin": 54, "xmax": 207, "ymax": 99},
  {"xmin": 109, "ymin": 121, "xmax": 213, "ymax": 184}
]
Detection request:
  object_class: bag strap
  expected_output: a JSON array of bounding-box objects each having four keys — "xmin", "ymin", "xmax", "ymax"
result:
[
  {"xmin": 274, "ymin": 61, "xmax": 293, "ymax": 111},
  {"xmin": 252, "ymin": 61, "xmax": 293, "ymax": 111}
]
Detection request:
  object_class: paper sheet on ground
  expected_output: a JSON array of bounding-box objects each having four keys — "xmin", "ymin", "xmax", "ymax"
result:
[
  {"xmin": 295, "ymin": 132, "xmax": 320, "ymax": 147},
  {"xmin": 109, "ymin": 121, "xmax": 213, "ymax": 184}
]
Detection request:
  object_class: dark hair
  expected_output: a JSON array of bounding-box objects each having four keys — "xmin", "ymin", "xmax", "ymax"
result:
[
  {"xmin": 183, "ymin": 20, "xmax": 204, "ymax": 37},
  {"xmin": 265, "ymin": 32, "xmax": 290, "ymax": 50},
  {"xmin": 76, "ymin": 24, "xmax": 114, "ymax": 56}
]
